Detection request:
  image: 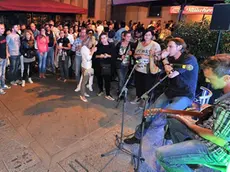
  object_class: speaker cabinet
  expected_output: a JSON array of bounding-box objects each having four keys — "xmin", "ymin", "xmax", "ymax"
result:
[{"xmin": 210, "ymin": 4, "xmax": 230, "ymax": 30}]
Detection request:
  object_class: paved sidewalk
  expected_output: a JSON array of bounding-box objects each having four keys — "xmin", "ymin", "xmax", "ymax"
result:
[
  {"xmin": 0, "ymin": 76, "xmax": 142, "ymax": 172},
  {"xmin": 0, "ymin": 76, "xmax": 217, "ymax": 172}
]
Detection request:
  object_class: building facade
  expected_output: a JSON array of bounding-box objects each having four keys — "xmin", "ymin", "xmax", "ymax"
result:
[{"xmin": 58, "ymin": 0, "xmax": 212, "ymax": 27}]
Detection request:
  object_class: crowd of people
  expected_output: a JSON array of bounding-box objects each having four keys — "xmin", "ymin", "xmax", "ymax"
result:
[
  {"xmin": 0, "ymin": 18, "xmax": 229, "ymax": 172},
  {"xmin": 0, "ymin": 19, "xmax": 174, "ymax": 102}
]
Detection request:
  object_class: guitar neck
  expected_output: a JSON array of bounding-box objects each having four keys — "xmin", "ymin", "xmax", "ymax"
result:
[{"xmin": 145, "ymin": 108, "xmax": 203, "ymax": 117}]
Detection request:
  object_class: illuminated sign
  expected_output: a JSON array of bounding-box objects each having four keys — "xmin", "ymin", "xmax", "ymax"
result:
[{"xmin": 170, "ymin": 6, "xmax": 213, "ymax": 15}]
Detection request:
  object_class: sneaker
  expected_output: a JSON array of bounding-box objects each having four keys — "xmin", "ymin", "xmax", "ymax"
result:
[
  {"xmin": 84, "ymin": 93, "xmax": 90, "ymax": 97},
  {"xmin": 28, "ymin": 78, "xmax": 33, "ymax": 84},
  {"xmin": 0, "ymin": 89, "xmax": 6, "ymax": 95},
  {"xmin": 74, "ymin": 86, "xmax": 80, "ymax": 92},
  {"xmin": 130, "ymin": 97, "xmax": 140, "ymax": 104},
  {"xmin": 10, "ymin": 81, "xmax": 17, "ymax": 86},
  {"xmin": 124, "ymin": 136, "xmax": 140, "ymax": 144},
  {"xmin": 80, "ymin": 95, "xmax": 88, "ymax": 102},
  {"xmin": 86, "ymin": 84, "xmax": 93, "ymax": 92},
  {"xmin": 105, "ymin": 95, "xmax": 115, "ymax": 101},
  {"xmin": 16, "ymin": 80, "xmax": 22, "ymax": 85},
  {"xmin": 21, "ymin": 80, "xmax": 25, "ymax": 87},
  {"xmin": 2, "ymin": 85, "xmax": 11, "ymax": 90},
  {"xmin": 97, "ymin": 91, "xmax": 104, "ymax": 96}
]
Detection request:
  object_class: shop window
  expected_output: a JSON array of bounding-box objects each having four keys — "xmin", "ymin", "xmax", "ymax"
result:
[
  {"xmin": 148, "ymin": 5, "xmax": 162, "ymax": 17},
  {"xmin": 88, "ymin": 0, "xmax": 95, "ymax": 18}
]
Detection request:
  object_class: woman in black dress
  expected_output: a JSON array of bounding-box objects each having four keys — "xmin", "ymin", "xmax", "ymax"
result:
[{"xmin": 94, "ymin": 32, "xmax": 116, "ymax": 101}]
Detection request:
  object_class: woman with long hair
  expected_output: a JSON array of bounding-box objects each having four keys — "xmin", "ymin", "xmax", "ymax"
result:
[
  {"xmin": 37, "ymin": 28, "xmax": 49, "ymax": 78},
  {"xmin": 94, "ymin": 32, "xmax": 116, "ymax": 101},
  {"xmin": 20, "ymin": 30, "xmax": 36, "ymax": 87},
  {"xmin": 79, "ymin": 37, "xmax": 97, "ymax": 102},
  {"xmin": 131, "ymin": 29, "xmax": 161, "ymax": 104},
  {"xmin": 115, "ymin": 31, "xmax": 133, "ymax": 94}
]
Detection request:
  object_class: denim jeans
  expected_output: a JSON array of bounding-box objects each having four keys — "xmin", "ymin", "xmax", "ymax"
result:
[
  {"xmin": 155, "ymin": 140, "xmax": 222, "ymax": 172},
  {"xmin": 38, "ymin": 52, "xmax": 48, "ymax": 74},
  {"xmin": 20, "ymin": 55, "xmax": 24, "ymax": 77},
  {"xmin": 9, "ymin": 55, "xmax": 20, "ymax": 82},
  {"xmin": 75, "ymin": 55, "xmax": 82, "ymax": 82},
  {"xmin": 0, "ymin": 58, "xmax": 7, "ymax": 88},
  {"xmin": 134, "ymin": 93, "xmax": 192, "ymax": 139},
  {"xmin": 166, "ymin": 118, "xmax": 196, "ymax": 143},
  {"xmin": 59, "ymin": 55, "xmax": 69, "ymax": 79},
  {"xmin": 22, "ymin": 62, "xmax": 33, "ymax": 80},
  {"xmin": 47, "ymin": 47, "xmax": 55, "ymax": 73},
  {"xmin": 116, "ymin": 64, "xmax": 129, "ymax": 92}
]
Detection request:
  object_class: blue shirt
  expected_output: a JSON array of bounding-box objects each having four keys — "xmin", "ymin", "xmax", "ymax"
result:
[
  {"xmin": 72, "ymin": 38, "xmax": 82, "ymax": 56},
  {"xmin": 114, "ymin": 28, "xmax": 126, "ymax": 42},
  {"xmin": 165, "ymin": 53, "xmax": 199, "ymax": 100}
]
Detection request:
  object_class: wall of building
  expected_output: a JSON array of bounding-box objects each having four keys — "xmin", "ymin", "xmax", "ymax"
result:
[
  {"xmin": 125, "ymin": 6, "xmax": 177, "ymax": 27},
  {"xmin": 185, "ymin": 14, "xmax": 212, "ymax": 22},
  {"xmin": 58, "ymin": 0, "xmax": 108, "ymax": 22},
  {"xmin": 54, "ymin": 0, "xmax": 212, "ymax": 25}
]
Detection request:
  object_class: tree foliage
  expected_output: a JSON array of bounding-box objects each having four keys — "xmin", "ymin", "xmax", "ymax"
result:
[{"xmin": 172, "ymin": 21, "xmax": 230, "ymax": 62}]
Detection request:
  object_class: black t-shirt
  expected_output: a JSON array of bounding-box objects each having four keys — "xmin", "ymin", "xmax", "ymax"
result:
[
  {"xmin": 46, "ymin": 31, "xmax": 54, "ymax": 47},
  {"xmin": 0, "ymin": 35, "xmax": 6, "ymax": 59},
  {"xmin": 93, "ymin": 43, "xmax": 116, "ymax": 75},
  {"xmin": 164, "ymin": 53, "xmax": 199, "ymax": 100},
  {"xmin": 57, "ymin": 37, "xmax": 70, "ymax": 48},
  {"xmin": 95, "ymin": 43, "xmax": 116, "ymax": 64}
]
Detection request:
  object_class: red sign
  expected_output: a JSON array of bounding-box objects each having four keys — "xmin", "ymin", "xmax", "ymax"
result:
[{"xmin": 170, "ymin": 6, "xmax": 213, "ymax": 15}]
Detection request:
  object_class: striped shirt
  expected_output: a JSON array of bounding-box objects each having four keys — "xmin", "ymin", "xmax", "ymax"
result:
[{"xmin": 197, "ymin": 92, "xmax": 230, "ymax": 165}]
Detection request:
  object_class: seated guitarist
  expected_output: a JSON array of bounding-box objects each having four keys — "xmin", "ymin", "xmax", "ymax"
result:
[{"xmin": 155, "ymin": 54, "xmax": 230, "ymax": 172}]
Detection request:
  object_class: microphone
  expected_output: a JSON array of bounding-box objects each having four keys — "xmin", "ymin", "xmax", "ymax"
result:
[
  {"xmin": 170, "ymin": 63, "xmax": 194, "ymax": 71},
  {"xmin": 135, "ymin": 57, "xmax": 142, "ymax": 64}
]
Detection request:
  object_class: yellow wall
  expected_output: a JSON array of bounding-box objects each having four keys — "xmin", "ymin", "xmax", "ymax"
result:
[
  {"xmin": 125, "ymin": 6, "xmax": 178, "ymax": 27},
  {"xmin": 185, "ymin": 14, "xmax": 212, "ymax": 22}
]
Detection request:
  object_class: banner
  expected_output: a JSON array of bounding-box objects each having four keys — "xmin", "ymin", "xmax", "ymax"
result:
[{"xmin": 170, "ymin": 6, "xmax": 213, "ymax": 15}]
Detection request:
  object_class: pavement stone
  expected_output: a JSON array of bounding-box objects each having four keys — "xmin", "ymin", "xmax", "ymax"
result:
[{"xmin": 0, "ymin": 77, "xmax": 217, "ymax": 172}]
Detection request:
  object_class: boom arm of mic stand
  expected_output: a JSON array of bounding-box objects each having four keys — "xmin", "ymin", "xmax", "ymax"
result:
[
  {"xmin": 116, "ymin": 64, "xmax": 138, "ymax": 108},
  {"xmin": 137, "ymin": 75, "xmax": 168, "ymax": 102}
]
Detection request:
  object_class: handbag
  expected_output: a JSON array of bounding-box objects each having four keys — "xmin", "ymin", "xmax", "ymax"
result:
[{"xmin": 101, "ymin": 63, "xmax": 111, "ymax": 76}]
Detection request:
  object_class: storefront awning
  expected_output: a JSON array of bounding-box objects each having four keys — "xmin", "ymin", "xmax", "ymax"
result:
[
  {"xmin": 113, "ymin": 0, "xmax": 157, "ymax": 5},
  {"xmin": 0, "ymin": 0, "xmax": 87, "ymax": 14}
]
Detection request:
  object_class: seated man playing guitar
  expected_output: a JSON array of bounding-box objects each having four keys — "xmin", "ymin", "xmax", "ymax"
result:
[{"xmin": 155, "ymin": 54, "xmax": 230, "ymax": 172}]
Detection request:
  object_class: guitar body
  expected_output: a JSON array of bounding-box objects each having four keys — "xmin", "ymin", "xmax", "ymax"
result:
[{"xmin": 195, "ymin": 105, "xmax": 213, "ymax": 125}]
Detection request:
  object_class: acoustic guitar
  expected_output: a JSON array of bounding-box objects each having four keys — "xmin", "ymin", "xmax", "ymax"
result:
[{"xmin": 144, "ymin": 105, "xmax": 213, "ymax": 125}]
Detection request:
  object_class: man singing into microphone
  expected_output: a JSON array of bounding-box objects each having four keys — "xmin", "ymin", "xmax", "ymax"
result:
[{"xmin": 124, "ymin": 37, "xmax": 199, "ymax": 144}]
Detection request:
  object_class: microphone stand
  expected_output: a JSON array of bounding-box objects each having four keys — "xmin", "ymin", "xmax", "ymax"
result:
[
  {"xmin": 116, "ymin": 63, "xmax": 138, "ymax": 108},
  {"xmin": 101, "ymin": 64, "xmax": 139, "ymax": 168},
  {"xmin": 134, "ymin": 74, "xmax": 168, "ymax": 172}
]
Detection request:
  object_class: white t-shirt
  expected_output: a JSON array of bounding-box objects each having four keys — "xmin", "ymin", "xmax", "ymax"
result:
[
  {"xmin": 81, "ymin": 46, "xmax": 92, "ymax": 69},
  {"xmin": 67, "ymin": 34, "xmax": 74, "ymax": 45},
  {"xmin": 135, "ymin": 41, "xmax": 161, "ymax": 74},
  {"xmin": 96, "ymin": 25, "xmax": 104, "ymax": 37}
]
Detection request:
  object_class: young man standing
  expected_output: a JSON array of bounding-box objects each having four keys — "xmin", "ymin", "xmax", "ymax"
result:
[
  {"xmin": 0, "ymin": 23, "xmax": 11, "ymax": 94},
  {"xmin": 156, "ymin": 54, "xmax": 230, "ymax": 172},
  {"xmin": 6, "ymin": 24, "xmax": 21, "ymax": 86}
]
